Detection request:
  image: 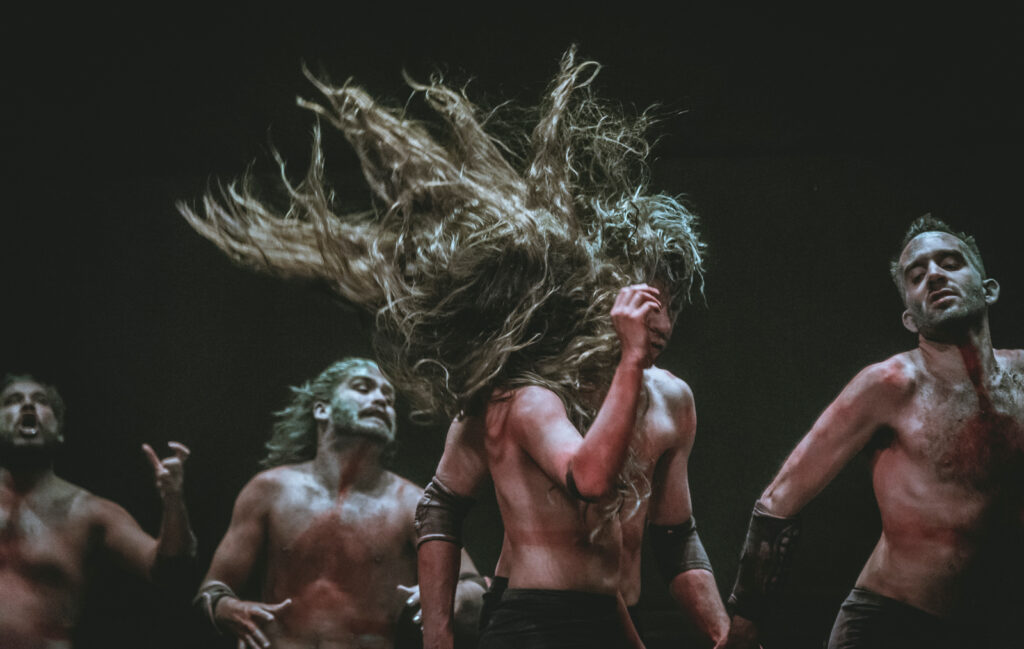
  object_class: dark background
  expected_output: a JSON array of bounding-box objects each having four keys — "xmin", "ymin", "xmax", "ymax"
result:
[{"xmin": 4, "ymin": 5, "xmax": 1022, "ymax": 648}]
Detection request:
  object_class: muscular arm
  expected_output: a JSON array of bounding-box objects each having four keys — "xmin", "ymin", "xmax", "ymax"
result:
[
  {"xmin": 419, "ymin": 416, "xmax": 489, "ymax": 649},
  {"xmin": 98, "ymin": 442, "xmax": 196, "ymax": 583},
  {"xmin": 508, "ymin": 284, "xmax": 659, "ymax": 500},
  {"xmin": 203, "ymin": 474, "xmax": 273, "ymax": 592},
  {"xmin": 724, "ymin": 360, "xmax": 911, "ymax": 647},
  {"xmin": 759, "ymin": 361, "xmax": 908, "ymax": 517},
  {"xmin": 647, "ymin": 383, "xmax": 728, "ymax": 645}
]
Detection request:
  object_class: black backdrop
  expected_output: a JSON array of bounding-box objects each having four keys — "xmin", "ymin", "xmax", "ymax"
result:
[{"xmin": 4, "ymin": 6, "xmax": 1023, "ymax": 648}]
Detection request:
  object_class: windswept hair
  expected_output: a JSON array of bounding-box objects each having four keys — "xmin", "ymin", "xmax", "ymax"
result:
[
  {"xmin": 181, "ymin": 47, "xmax": 705, "ymax": 525},
  {"xmin": 890, "ymin": 213, "xmax": 986, "ymax": 287},
  {"xmin": 262, "ymin": 358, "xmax": 378, "ymax": 468},
  {"xmin": 2, "ymin": 373, "xmax": 66, "ymax": 434}
]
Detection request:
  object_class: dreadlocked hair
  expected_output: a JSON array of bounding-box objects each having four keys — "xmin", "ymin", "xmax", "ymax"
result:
[{"xmin": 180, "ymin": 46, "xmax": 705, "ymax": 533}]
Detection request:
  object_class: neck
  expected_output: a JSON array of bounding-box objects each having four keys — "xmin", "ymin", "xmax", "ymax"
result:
[
  {"xmin": 312, "ymin": 435, "xmax": 385, "ymax": 494},
  {"xmin": 0, "ymin": 456, "xmax": 56, "ymax": 494},
  {"xmin": 918, "ymin": 320, "xmax": 997, "ymax": 385}
]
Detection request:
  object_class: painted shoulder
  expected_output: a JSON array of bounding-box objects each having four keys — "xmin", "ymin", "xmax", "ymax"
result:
[
  {"xmin": 243, "ymin": 463, "xmax": 312, "ymax": 498},
  {"xmin": 384, "ymin": 471, "xmax": 426, "ymax": 512}
]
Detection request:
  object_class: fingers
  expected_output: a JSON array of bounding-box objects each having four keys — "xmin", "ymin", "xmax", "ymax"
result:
[
  {"xmin": 244, "ymin": 620, "xmax": 271, "ymax": 648},
  {"xmin": 264, "ymin": 598, "xmax": 292, "ymax": 612},
  {"xmin": 141, "ymin": 443, "xmax": 162, "ymax": 471},
  {"xmin": 168, "ymin": 441, "xmax": 191, "ymax": 462}
]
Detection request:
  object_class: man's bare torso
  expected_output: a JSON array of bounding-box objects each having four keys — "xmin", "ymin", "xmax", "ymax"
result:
[
  {"xmin": 255, "ymin": 463, "xmax": 421, "ymax": 649},
  {"xmin": 619, "ymin": 367, "xmax": 691, "ymax": 605},
  {"xmin": 484, "ymin": 368, "xmax": 688, "ymax": 597},
  {"xmin": 0, "ymin": 476, "xmax": 104, "ymax": 648},
  {"xmin": 861, "ymin": 348, "xmax": 1024, "ymax": 616}
]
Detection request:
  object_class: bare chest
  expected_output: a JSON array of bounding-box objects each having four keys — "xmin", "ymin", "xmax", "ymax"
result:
[
  {"xmin": 908, "ymin": 376, "xmax": 1024, "ymax": 492},
  {"xmin": 269, "ymin": 489, "xmax": 415, "ymax": 580},
  {"xmin": 0, "ymin": 494, "xmax": 91, "ymax": 591}
]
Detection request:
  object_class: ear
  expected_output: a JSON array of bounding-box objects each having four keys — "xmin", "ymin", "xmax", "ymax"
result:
[
  {"xmin": 983, "ymin": 278, "xmax": 1000, "ymax": 305},
  {"xmin": 313, "ymin": 401, "xmax": 330, "ymax": 422},
  {"xmin": 901, "ymin": 309, "xmax": 919, "ymax": 334}
]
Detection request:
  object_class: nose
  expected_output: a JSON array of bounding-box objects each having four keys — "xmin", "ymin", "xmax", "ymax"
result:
[
  {"xmin": 369, "ymin": 387, "xmax": 389, "ymax": 407},
  {"xmin": 925, "ymin": 261, "xmax": 949, "ymax": 287}
]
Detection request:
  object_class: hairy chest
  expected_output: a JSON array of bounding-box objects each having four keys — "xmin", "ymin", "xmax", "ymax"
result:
[{"xmin": 908, "ymin": 376, "xmax": 1024, "ymax": 492}]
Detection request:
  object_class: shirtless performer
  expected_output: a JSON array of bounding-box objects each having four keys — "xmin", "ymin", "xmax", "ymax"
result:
[
  {"xmin": 178, "ymin": 45, "xmax": 718, "ymax": 649},
  {"xmin": 417, "ymin": 280, "xmax": 730, "ymax": 649},
  {"xmin": 0, "ymin": 373, "xmax": 196, "ymax": 649},
  {"xmin": 195, "ymin": 358, "xmax": 485, "ymax": 649},
  {"xmin": 723, "ymin": 215, "xmax": 1024, "ymax": 649}
]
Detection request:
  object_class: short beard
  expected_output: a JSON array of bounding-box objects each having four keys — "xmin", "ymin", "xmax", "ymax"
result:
[
  {"xmin": 329, "ymin": 403, "xmax": 395, "ymax": 444},
  {"xmin": 0, "ymin": 440, "xmax": 57, "ymax": 472}
]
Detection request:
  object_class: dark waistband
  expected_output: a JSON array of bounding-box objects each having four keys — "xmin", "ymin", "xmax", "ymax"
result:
[
  {"xmin": 500, "ymin": 588, "xmax": 619, "ymax": 609},
  {"xmin": 845, "ymin": 588, "xmax": 935, "ymax": 614}
]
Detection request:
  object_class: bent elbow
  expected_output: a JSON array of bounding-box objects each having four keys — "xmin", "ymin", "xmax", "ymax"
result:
[{"xmin": 567, "ymin": 466, "xmax": 617, "ymax": 502}]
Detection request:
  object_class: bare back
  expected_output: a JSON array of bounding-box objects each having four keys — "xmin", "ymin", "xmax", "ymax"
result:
[
  {"xmin": 237, "ymin": 464, "xmax": 422, "ymax": 649},
  {"xmin": 861, "ymin": 348, "xmax": 1024, "ymax": 615},
  {"xmin": 484, "ymin": 388, "xmax": 624, "ymax": 595}
]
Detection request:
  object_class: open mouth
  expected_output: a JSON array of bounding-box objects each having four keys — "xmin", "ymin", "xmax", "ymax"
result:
[{"xmin": 17, "ymin": 411, "xmax": 39, "ymax": 436}]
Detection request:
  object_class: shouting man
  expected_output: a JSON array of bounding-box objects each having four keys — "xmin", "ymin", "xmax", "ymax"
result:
[{"xmin": 0, "ymin": 373, "xmax": 196, "ymax": 648}]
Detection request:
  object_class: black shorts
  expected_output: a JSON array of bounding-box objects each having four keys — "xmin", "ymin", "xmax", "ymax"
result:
[
  {"xmin": 478, "ymin": 587, "xmax": 633, "ymax": 649},
  {"xmin": 827, "ymin": 587, "xmax": 985, "ymax": 649}
]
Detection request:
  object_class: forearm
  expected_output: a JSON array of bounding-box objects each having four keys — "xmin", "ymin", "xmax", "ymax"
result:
[
  {"xmin": 669, "ymin": 569, "xmax": 729, "ymax": 644},
  {"xmin": 616, "ymin": 591, "xmax": 646, "ymax": 649},
  {"xmin": 418, "ymin": 540, "xmax": 461, "ymax": 649},
  {"xmin": 155, "ymin": 492, "xmax": 197, "ymax": 558},
  {"xmin": 570, "ymin": 358, "xmax": 645, "ymax": 497}
]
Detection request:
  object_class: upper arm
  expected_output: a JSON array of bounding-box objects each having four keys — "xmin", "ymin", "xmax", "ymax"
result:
[
  {"xmin": 761, "ymin": 360, "xmax": 911, "ymax": 516},
  {"xmin": 94, "ymin": 497, "xmax": 159, "ymax": 579},
  {"xmin": 435, "ymin": 415, "xmax": 489, "ymax": 497},
  {"xmin": 203, "ymin": 474, "xmax": 274, "ymax": 589},
  {"xmin": 503, "ymin": 387, "xmax": 585, "ymax": 491},
  {"xmin": 648, "ymin": 382, "xmax": 697, "ymax": 526}
]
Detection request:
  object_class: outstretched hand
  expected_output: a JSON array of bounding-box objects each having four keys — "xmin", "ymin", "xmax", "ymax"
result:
[
  {"xmin": 396, "ymin": 583, "xmax": 423, "ymax": 626},
  {"xmin": 611, "ymin": 283, "xmax": 663, "ymax": 368},
  {"xmin": 142, "ymin": 441, "xmax": 190, "ymax": 499},
  {"xmin": 217, "ymin": 597, "xmax": 292, "ymax": 649}
]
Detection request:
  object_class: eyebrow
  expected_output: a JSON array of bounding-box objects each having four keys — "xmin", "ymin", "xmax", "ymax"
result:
[
  {"xmin": 348, "ymin": 375, "xmax": 395, "ymax": 393},
  {"xmin": 902, "ymin": 248, "xmax": 965, "ymax": 276}
]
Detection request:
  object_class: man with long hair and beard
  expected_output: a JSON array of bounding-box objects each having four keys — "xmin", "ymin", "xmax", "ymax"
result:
[
  {"xmin": 0, "ymin": 374, "xmax": 196, "ymax": 648},
  {"xmin": 180, "ymin": 47, "xmax": 727, "ymax": 647},
  {"xmin": 194, "ymin": 359, "xmax": 485, "ymax": 649}
]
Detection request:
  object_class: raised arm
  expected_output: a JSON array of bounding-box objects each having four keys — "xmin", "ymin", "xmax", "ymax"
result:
[
  {"xmin": 99, "ymin": 441, "xmax": 196, "ymax": 585},
  {"xmin": 417, "ymin": 415, "xmax": 489, "ymax": 649},
  {"xmin": 647, "ymin": 383, "xmax": 729, "ymax": 646},
  {"xmin": 724, "ymin": 360, "xmax": 911, "ymax": 648},
  {"xmin": 196, "ymin": 473, "xmax": 291, "ymax": 648},
  {"xmin": 509, "ymin": 284, "xmax": 661, "ymax": 501}
]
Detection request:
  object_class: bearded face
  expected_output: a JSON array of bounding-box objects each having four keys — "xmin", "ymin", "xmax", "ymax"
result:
[
  {"xmin": 324, "ymin": 365, "xmax": 397, "ymax": 444},
  {"xmin": 897, "ymin": 232, "xmax": 997, "ymax": 341},
  {"xmin": 0, "ymin": 380, "xmax": 63, "ymax": 467}
]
